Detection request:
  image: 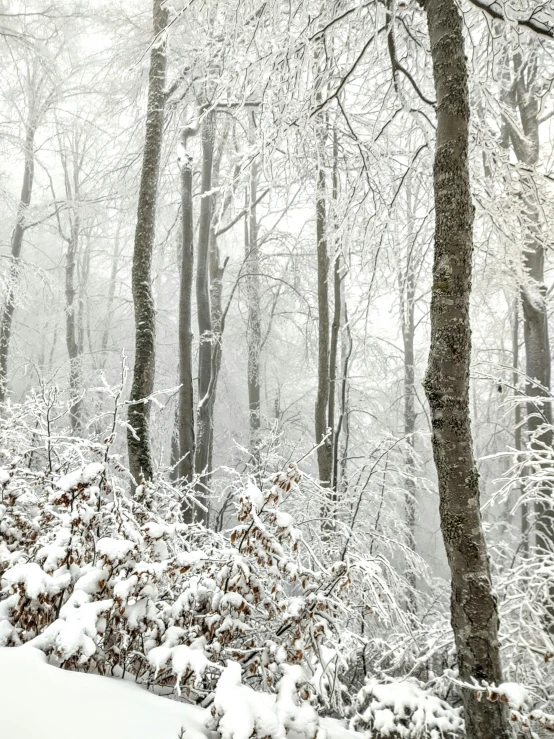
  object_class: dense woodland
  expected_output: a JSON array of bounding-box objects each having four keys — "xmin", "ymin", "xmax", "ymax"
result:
[{"xmin": 1, "ymin": 1, "xmax": 554, "ymax": 738}]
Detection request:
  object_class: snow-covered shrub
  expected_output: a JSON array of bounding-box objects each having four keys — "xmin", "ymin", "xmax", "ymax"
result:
[
  {"xmin": 0, "ymin": 388, "xmax": 403, "ymax": 734},
  {"xmin": 349, "ymin": 678, "xmax": 463, "ymax": 738},
  {"xmin": 207, "ymin": 661, "xmax": 321, "ymax": 739}
]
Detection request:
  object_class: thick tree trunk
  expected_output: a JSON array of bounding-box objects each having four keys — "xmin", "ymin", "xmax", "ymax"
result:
[
  {"xmin": 177, "ymin": 127, "xmax": 196, "ymax": 494},
  {"xmin": 245, "ymin": 111, "xmax": 262, "ymax": 452},
  {"xmin": 423, "ymin": 1, "xmax": 509, "ymax": 737},
  {"xmin": 193, "ymin": 110, "xmax": 215, "ymax": 522},
  {"xmin": 127, "ymin": 0, "xmax": 169, "ymax": 488},
  {"xmin": 0, "ymin": 121, "xmax": 36, "ymax": 404}
]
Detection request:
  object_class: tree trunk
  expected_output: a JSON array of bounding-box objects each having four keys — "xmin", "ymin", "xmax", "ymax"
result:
[
  {"xmin": 101, "ymin": 224, "xmax": 121, "ymax": 365},
  {"xmin": 245, "ymin": 111, "xmax": 262, "ymax": 453},
  {"xmin": 337, "ymin": 281, "xmax": 351, "ymax": 494},
  {"xmin": 423, "ymin": 1, "xmax": 509, "ymax": 736},
  {"xmin": 177, "ymin": 127, "xmax": 196, "ymax": 495},
  {"xmin": 502, "ymin": 47, "xmax": 552, "ymax": 549},
  {"xmin": 65, "ymin": 211, "xmax": 83, "ymax": 435},
  {"xmin": 402, "ymin": 265, "xmax": 417, "ymax": 602},
  {"xmin": 127, "ymin": 0, "xmax": 169, "ymax": 488},
  {"xmin": 193, "ymin": 110, "xmax": 215, "ymax": 522},
  {"xmin": 328, "ymin": 127, "xmax": 341, "ymax": 494},
  {"xmin": 315, "ymin": 122, "xmax": 332, "ymax": 490},
  {"xmin": 512, "ymin": 299, "xmax": 528, "ymax": 549},
  {"xmin": 0, "ymin": 121, "xmax": 36, "ymax": 404}
]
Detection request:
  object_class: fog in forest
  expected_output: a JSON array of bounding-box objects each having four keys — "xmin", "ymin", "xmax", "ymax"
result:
[{"xmin": 0, "ymin": 2, "xmax": 554, "ymax": 738}]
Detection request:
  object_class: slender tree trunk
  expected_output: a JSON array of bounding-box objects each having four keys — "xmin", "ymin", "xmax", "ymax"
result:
[
  {"xmin": 204, "ymin": 121, "xmax": 233, "ymax": 481},
  {"xmin": 245, "ymin": 111, "xmax": 262, "ymax": 452},
  {"xmin": 338, "ymin": 283, "xmax": 351, "ymax": 493},
  {"xmin": 502, "ymin": 47, "xmax": 553, "ymax": 549},
  {"xmin": 519, "ymin": 125, "xmax": 553, "ymax": 553},
  {"xmin": 402, "ymin": 267, "xmax": 417, "ymax": 602},
  {"xmin": 207, "ymin": 224, "xmax": 225, "ymax": 481},
  {"xmin": 65, "ymin": 212, "xmax": 83, "ymax": 435},
  {"xmin": 423, "ymin": 1, "xmax": 509, "ymax": 736},
  {"xmin": 512, "ymin": 299, "xmax": 528, "ymax": 549},
  {"xmin": 101, "ymin": 224, "xmax": 121, "ymax": 364},
  {"xmin": 315, "ymin": 121, "xmax": 332, "ymax": 490},
  {"xmin": 177, "ymin": 128, "xmax": 196, "ymax": 496},
  {"xmin": 193, "ymin": 110, "xmax": 215, "ymax": 521},
  {"xmin": 127, "ymin": 0, "xmax": 169, "ymax": 488},
  {"xmin": 0, "ymin": 121, "xmax": 36, "ymax": 404},
  {"xmin": 328, "ymin": 128, "xmax": 341, "ymax": 494}
]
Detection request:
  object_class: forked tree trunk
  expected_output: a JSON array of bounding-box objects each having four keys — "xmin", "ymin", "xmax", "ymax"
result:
[
  {"xmin": 177, "ymin": 127, "xmax": 196, "ymax": 495},
  {"xmin": 127, "ymin": 0, "xmax": 169, "ymax": 488},
  {"xmin": 423, "ymin": 1, "xmax": 509, "ymax": 736},
  {"xmin": 0, "ymin": 121, "xmax": 36, "ymax": 404}
]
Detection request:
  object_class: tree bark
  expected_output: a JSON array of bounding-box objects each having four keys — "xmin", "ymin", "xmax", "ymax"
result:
[
  {"xmin": 177, "ymin": 127, "xmax": 196, "ymax": 495},
  {"xmin": 423, "ymin": 1, "xmax": 509, "ymax": 736},
  {"xmin": 315, "ymin": 123, "xmax": 332, "ymax": 490},
  {"xmin": 328, "ymin": 128, "xmax": 341, "ymax": 494},
  {"xmin": 127, "ymin": 0, "xmax": 169, "ymax": 488},
  {"xmin": 402, "ymin": 264, "xmax": 417, "ymax": 602},
  {"xmin": 193, "ymin": 110, "xmax": 215, "ymax": 522},
  {"xmin": 65, "ymin": 208, "xmax": 83, "ymax": 435},
  {"xmin": 245, "ymin": 111, "xmax": 262, "ymax": 453},
  {"xmin": 0, "ymin": 120, "xmax": 36, "ymax": 404},
  {"xmin": 511, "ymin": 299, "xmax": 528, "ymax": 549}
]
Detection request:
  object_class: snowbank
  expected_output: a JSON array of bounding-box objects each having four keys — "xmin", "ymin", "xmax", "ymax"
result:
[{"xmin": 0, "ymin": 647, "xmax": 208, "ymax": 739}]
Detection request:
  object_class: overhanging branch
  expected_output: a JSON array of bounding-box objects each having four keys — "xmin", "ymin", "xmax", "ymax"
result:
[{"xmin": 467, "ymin": 0, "xmax": 554, "ymax": 39}]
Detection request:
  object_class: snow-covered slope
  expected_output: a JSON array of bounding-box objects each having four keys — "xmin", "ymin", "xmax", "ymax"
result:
[{"xmin": 0, "ymin": 647, "xmax": 208, "ymax": 739}]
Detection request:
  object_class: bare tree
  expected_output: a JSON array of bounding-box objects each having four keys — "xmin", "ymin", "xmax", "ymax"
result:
[
  {"xmin": 0, "ymin": 60, "xmax": 54, "ymax": 403},
  {"xmin": 0, "ymin": 116, "xmax": 36, "ymax": 405},
  {"xmin": 315, "ymin": 112, "xmax": 332, "ymax": 491},
  {"xmin": 127, "ymin": 0, "xmax": 169, "ymax": 488},
  {"xmin": 176, "ymin": 124, "xmax": 197, "ymax": 497},
  {"xmin": 245, "ymin": 111, "xmax": 262, "ymax": 453},
  {"xmin": 193, "ymin": 109, "xmax": 215, "ymax": 521},
  {"xmin": 501, "ymin": 41, "xmax": 553, "ymax": 550},
  {"xmin": 423, "ymin": 0, "xmax": 509, "ymax": 736}
]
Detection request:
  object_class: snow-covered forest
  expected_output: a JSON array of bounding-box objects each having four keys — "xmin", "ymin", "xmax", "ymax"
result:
[{"xmin": 0, "ymin": 1, "xmax": 553, "ymax": 737}]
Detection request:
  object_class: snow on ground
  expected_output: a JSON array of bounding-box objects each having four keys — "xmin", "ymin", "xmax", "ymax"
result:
[
  {"xmin": 0, "ymin": 647, "xmax": 209, "ymax": 739},
  {"xmin": 0, "ymin": 646, "xmax": 360, "ymax": 739}
]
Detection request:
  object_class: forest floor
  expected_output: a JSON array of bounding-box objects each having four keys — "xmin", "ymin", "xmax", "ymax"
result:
[{"xmin": 0, "ymin": 647, "xmax": 355, "ymax": 739}]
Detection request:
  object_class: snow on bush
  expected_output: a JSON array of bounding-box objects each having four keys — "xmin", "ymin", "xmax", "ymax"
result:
[
  {"xmin": 349, "ymin": 678, "xmax": 464, "ymax": 738},
  {"xmin": 0, "ymin": 391, "xmax": 408, "ymax": 738}
]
